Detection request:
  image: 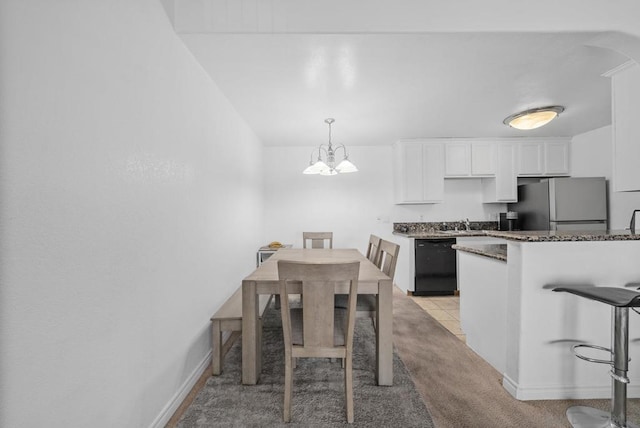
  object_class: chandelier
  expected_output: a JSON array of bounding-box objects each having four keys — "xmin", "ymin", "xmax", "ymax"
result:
[
  {"xmin": 503, "ymin": 106, "xmax": 565, "ymax": 130},
  {"xmin": 303, "ymin": 118, "xmax": 358, "ymax": 176}
]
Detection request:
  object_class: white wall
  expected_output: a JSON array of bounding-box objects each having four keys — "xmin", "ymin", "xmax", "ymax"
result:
[
  {"xmin": 392, "ymin": 179, "xmax": 505, "ymax": 223},
  {"xmin": 0, "ymin": 1, "xmax": 263, "ymax": 427},
  {"xmin": 571, "ymin": 125, "xmax": 640, "ymax": 229},
  {"xmin": 263, "ymin": 145, "xmax": 504, "ymax": 252},
  {"xmin": 264, "ymin": 146, "xmax": 395, "ymax": 251}
]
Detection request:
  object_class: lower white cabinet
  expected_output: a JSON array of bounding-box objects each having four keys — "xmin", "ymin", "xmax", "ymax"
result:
[{"xmin": 394, "ymin": 141, "xmax": 444, "ymax": 204}]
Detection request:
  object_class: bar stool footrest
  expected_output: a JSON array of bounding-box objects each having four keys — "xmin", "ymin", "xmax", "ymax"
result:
[
  {"xmin": 572, "ymin": 344, "xmax": 612, "ymax": 365},
  {"xmin": 566, "ymin": 406, "xmax": 639, "ymax": 428},
  {"xmin": 610, "ymin": 370, "xmax": 630, "ymax": 384}
]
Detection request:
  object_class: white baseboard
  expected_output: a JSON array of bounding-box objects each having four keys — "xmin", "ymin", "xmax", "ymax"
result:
[
  {"xmin": 149, "ymin": 350, "xmax": 212, "ymax": 428},
  {"xmin": 502, "ymin": 373, "xmax": 518, "ymax": 398},
  {"xmin": 503, "ymin": 373, "xmax": 640, "ymax": 400}
]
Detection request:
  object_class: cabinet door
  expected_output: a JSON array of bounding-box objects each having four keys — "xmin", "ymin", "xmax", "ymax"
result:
[
  {"xmin": 423, "ymin": 143, "xmax": 444, "ymax": 202},
  {"xmin": 471, "ymin": 142, "xmax": 496, "ymax": 176},
  {"xmin": 482, "ymin": 142, "xmax": 516, "ymax": 203},
  {"xmin": 545, "ymin": 141, "xmax": 570, "ymax": 175},
  {"xmin": 612, "ymin": 63, "xmax": 640, "ymax": 191},
  {"xmin": 400, "ymin": 143, "xmax": 425, "ymax": 203},
  {"xmin": 444, "ymin": 142, "xmax": 471, "ymax": 177},
  {"xmin": 517, "ymin": 142, "xmax": 545, "ymax": 176},
  {"xmin": 394, "ymin": 141, "xmax": 444, "ymax": 204},
  {"xmin": 495, "ymin": 143, "xmax": 517, "ymax": 201}
]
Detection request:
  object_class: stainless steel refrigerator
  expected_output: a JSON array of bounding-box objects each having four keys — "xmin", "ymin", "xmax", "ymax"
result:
[{"xmin": 507, "ymin": 177, "xmax": 608, "ymax": 231}]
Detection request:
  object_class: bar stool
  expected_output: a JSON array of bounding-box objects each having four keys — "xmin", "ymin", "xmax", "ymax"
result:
[{"xmin": 553, "ymin": 285, "xmax": 640, "ymax": 428}]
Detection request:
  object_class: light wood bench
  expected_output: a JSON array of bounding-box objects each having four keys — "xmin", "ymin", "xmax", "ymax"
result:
[{"xmin": 211, "ymin": 288, "xmax": 272, "ymax": 375}]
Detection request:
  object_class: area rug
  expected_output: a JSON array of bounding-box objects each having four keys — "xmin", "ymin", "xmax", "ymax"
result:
[{"xmin": 177, "ymin": 304, "xmax": 435, "ymax": 427}]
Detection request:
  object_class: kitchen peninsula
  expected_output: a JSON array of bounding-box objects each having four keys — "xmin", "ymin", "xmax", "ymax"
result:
[{"xmin": 454, "ymin": 230, "xmax": 640, "ymax": 401}]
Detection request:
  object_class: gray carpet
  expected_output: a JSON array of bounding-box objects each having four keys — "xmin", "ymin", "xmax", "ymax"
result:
[{"xmin": 177, "ymin": 304, "xmax": 434, "ymax": 427}]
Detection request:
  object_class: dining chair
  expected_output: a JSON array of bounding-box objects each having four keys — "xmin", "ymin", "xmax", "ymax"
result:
[
  {"xmin": 302, "ymin": 231, "xmax": 333, "ymax": 249},
  {"xmin": 366, "ymin": 234, "xmax": 381, "ymax": 265},
  {"xmin": 377, "ymin": 239, "xmax": 400, "ymax": 280},
  {"xmin": 277, "ymin": 260, "xmax": 360, "ymax": 423},
  {"xmin": 335, "ymin": 239, "xmax": 400, "ymax": 327}
]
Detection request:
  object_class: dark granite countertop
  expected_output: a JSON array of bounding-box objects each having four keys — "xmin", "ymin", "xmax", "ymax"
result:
[
  {"xmin": 452, "ymin": 243, "xmax": 507, "ymax": 262},
  {"xmin": 393, "ymin": 230, "xmax": 487, "ymax": 239},
  {"xmin": 393, "ymin": 229, "xmax": 640, "ymax": 242},
  {"xmin": 484, "ymin": 230, "xmax": 640, "ymax": 242}
]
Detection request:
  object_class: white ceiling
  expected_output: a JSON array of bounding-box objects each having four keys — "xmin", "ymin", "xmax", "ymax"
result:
[{"xmin": 179, "ymin": 31, "xmax": 628, "ymax": 146}]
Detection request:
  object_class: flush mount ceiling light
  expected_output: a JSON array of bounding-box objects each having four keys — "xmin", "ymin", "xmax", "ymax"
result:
[
  {"xmin": 503, "ymin": 106, "xmax": 565, "ymax": 130},
  {"xmin": 303, "ymin": 118, "xmax": 358, "ymax": 176}
]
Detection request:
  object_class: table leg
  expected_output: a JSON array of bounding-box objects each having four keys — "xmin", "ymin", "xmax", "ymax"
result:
[
  {"xmin": 376, "ymin": 278, "xmax": 393, "ymax": 386},
  {"xmin": 242, "ymin": 280, "xmax": 259, "ymax": 385},
  {"xmin": 211, "ymin": 319, "xmax": 222, "ymax": 375}
]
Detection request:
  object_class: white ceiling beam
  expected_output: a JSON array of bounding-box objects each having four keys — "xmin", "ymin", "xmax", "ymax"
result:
[{"xmin": 173, "ymin": 0, "xmax": 640, "ymax": 37}]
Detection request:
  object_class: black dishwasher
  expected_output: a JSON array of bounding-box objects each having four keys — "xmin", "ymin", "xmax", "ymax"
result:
[{"xmin": 414, "ymin": 239, "xmax": 457, "ymax": 296}]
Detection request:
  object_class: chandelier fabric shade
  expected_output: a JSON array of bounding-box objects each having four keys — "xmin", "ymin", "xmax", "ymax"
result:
[
  {"xmin": 503, "ymin": 106, "xmax": 565, "ymax": 130},
  {"xmin": 303, "ymin": 118, "xmax": 358, "ymax": 176}
]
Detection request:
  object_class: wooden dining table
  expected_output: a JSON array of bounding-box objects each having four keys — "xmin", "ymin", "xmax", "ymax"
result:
[{"xmin": 241, "ymin": 248, "xmax": 394, "ymax": 386}]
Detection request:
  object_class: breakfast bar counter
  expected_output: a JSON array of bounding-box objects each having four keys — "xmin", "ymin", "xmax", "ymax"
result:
[
  {"xmin": 452, "ymin": 243, "xmax": 507, "ymax": 261},
  {"xmin": 485, "ymin": 229, "xmax": 640, "ymax": 242},
  {"xmin": 454, "ymin": 230, "xmax": 640, "ymax": 401}
]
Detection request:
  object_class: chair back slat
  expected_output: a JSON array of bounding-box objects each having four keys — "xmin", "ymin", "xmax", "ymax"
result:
[
  {"xmin": 302, "ymin": 232, "xmax": 333, "ymax": 249},
  {"xmin": 302, "ymin": 280, "xmax": 335, "ymax": 347},
  {"xmin": 377, "ymin": 240, "xmax": 400, "ymax": 281},
  {"xmin": 366, "ymin": 234, "xmax": 381, "ymax": 264}
]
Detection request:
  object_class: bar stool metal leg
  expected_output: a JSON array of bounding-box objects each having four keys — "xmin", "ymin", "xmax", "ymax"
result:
[{"xmin": 566, "ymin": 307, "xmax": 639, "ymax": 428}]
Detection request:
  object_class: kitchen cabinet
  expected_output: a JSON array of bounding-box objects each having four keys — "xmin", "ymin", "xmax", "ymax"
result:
[
  {"xmin": 394, "ymin": 141, "xmax": 444, "ymax": 204},
  {"xmin": 471, "ymin": 142, "xmax": 496, "ymax": 176},
  {"xmin": 395, "ymin": 137, "xmax": 569, "ymax": 204},
  {"xmin": 544, "ymin": 141, "xmax": 570, "ymax": 175},
  {"xmin": 444, "ymin": 140, "xmax": 496, "ymax": 178},
  {"xmin": 516, "ymin": 139, "xmax": 570, "ymax": 177},
  {"xmin": 610, "ymin": 61, "xmax": 640, "ymax": 191},
  {"xmin": 482, "ymin": 142, "xmax": 517, "ymax": 202},
  {"xmin": 517, "ymin": 141, "xmax": 545, "ymax": 175},
  {"xmin": 444, "ymin": 142, "xmax": 471, "ymax": 177},
  {"xmin": 445, "ymin": 140, "xmax": 495, "ymax": 177}
]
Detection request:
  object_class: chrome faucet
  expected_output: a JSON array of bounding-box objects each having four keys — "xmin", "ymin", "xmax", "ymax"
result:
[{"xmin": 464, "ymin": 218, "xmax": 471, "ymax": 231}]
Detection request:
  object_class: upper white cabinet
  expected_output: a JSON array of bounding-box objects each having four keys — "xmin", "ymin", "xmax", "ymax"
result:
[
  {"xmin": 471, "ymin": 142, "xmax": 496, "ymax": 176},
  {"xmin": 517, "ymin": 141, "xmax": 545, "ymax": 175},
  {"xmin": 444, "ymin": 142, "xmax": 471, "ymax": 177},
  {"xmin": 394, "ymin": 138, "xmax": 571, "ymax": 204},
  {"xmin": 516, "ymin": 139, "xmax": 570, "ymax": 177},
  {"xmin": 610, "ymin": 61, "xmax": 640, "ymax": 192},
  {"xmin": 444, "ymin": 140, "xmax": 495, "ymax": 177},
  {"xmin": 482, "ymin": 142, "xmax": 517, "ymax": 203},
  {"xmin": 545, "ymin": 141, "xmax": 571, "ymax": 175},
  {"xmin": 394, "ymin": 141, "xmax": 444, "ymax": 204}
]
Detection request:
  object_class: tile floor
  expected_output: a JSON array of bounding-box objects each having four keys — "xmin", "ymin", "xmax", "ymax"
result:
[{"xmin": 409, "ymin": 295, "xmax": 466, "ymax": 343}]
